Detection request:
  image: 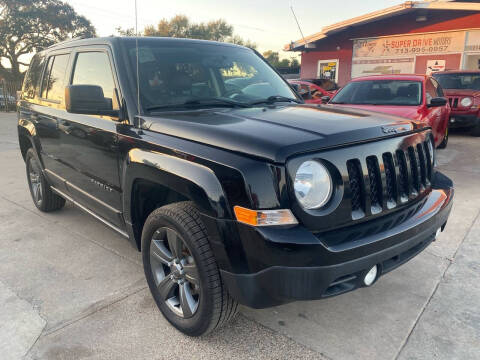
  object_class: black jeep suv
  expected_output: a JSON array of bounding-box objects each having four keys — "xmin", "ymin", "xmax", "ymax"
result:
[{"xmin": 18, "ymin": 37, "xmax": 453, "ymax": 336}]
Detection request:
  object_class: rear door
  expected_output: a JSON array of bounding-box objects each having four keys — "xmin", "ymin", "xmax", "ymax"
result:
[
  {"xmin": 57, "ymin": 47, "xmax": 124, "ymax": 229},
  {"xmin": 35, "ymin": 51, "xmax": 72, "ymax": 191}
]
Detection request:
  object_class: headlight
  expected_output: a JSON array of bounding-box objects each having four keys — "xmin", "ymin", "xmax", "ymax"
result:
[
  {"xmin": 427, "ymin": 136, "xmax": 436, "ymax": 167},
  {"xmin": 460, "ymin": 97, "xmax": 473, "ymax": 107},
  {"xmin": 294, "ymin": 160, "xmax": 333, "ymax": 209}
]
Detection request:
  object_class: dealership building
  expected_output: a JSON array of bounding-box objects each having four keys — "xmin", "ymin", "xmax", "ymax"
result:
[{"xmin": 286, "ymin": 1, "xmax": 480, "ymax": 86}]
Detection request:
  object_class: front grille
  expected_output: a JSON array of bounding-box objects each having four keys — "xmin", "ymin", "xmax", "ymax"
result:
[
  {"xmin": 347, "ymin": 138, "xmax": 432, "ymax": 219},
  {"xmin": 288, "ymin": 130, "xmax": 433, "ymax": 233},
  {"xmin": 448, "ymin": 97, "xmax": 459, "ymax": 108}
]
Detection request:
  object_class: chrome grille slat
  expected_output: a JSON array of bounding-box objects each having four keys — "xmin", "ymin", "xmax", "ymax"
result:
[
  {"xmin": 396, "ymin": 149, "xmax": 409, "ymax": 202},
  {"xmin": 417, "ymin": 143, "xmax": 427, "ymax": 187},
  {"xmin": 366, "ymin": 156, "xmax": 383, "ymax": 214},
  {"xmin": 408, "ymin": 146, "xmax": 420, "ymax": 194},
  {"xmin": 346, "ymin": 159, "xmax": 366, "ymax": 219},
  {"xmin": 382, "ymin": 152, "xmax": 397, "ymax": 209}
]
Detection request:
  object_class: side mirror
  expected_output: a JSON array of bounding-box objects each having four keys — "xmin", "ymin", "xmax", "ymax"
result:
[
  {"xmin": 321, "ymin": 96, "xmax": 330, "ymax": 104},
  {"xmin": 428, "ymin": 97, "xmax": 447, "ymax": 107},
  {"xmin": 65, "ymin": 85, "xmax": 119, "ymax": 117}
]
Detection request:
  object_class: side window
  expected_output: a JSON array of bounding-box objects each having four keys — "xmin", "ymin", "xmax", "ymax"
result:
[
  {"xmin": 41, "ymin": 54, "xmax": 70, "ymax": 102},
  {"xmin": 425, "ymin": 80, "xmax": 438, "ymax": 104},
  {"xmin": 431, "ymin": 78, "xmax": 444, "ymax": 97},
  {"xmin": 71, "ymin": 51, "xmax": 118, "ymax": 110},
  {"xmin": 23, "ymin": 55, "xmax": 45, "ymax": 99},
  {"xmin": 40, "ymin": 56, "xmax": 54, "ymax": 99}
]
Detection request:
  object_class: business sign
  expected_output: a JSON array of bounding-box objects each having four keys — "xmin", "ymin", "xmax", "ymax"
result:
[
  {"xmin": 353, "ymin": 31, "xmax": 466, "ymax": 58},
  {"xmin": 465, "ymin": 30, "xmax": 480, "ymax": 52},
  {"xmin": 426, "ymin": 60, "xmax": 446, "ymax": 75},
  {"xmin": 351, "ymin": 58, "xmax": 414, "ymax": 78},
  {"xmin": 351, "ymin": 31, "xmax": 467, "ymax": 78}
]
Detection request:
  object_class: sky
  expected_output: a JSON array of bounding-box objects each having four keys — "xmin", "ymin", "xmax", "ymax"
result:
[{"xmin": 65, "ymin": 0, "xmax": 402, "ymax": 58}]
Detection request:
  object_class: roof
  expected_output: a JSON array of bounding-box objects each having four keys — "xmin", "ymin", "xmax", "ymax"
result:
[
  {"xmin": 285, "ymin": 1, "xmax": 480, "ymax": 51},
  {"xmin": 432, "ymin": 70, "xmax": 480, "ymax": 74},
  {"xmin": 350, "ymin": 74, "xmax": 428, "ymax": 82},
  {"xmin": 47, "ymin": 36, "xmax": 248, "ymax": 51}
]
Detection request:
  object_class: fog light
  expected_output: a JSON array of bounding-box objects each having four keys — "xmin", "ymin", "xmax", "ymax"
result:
[
  {"xmin": 364, "ymin": 265, "xmax": 378, "ymax": 286},
  {"xmin": 435, "ymin": 227, "xmax": 442, "ymax": 239}
]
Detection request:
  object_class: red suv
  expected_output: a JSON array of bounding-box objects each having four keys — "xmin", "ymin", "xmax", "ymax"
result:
[
  {"xmin": 328, "ymin": 75, "xmax": 450, "ymax": 148},
  {"xmin": 432, "ymin": 71, "xmax": 480, "ymax": 136}
]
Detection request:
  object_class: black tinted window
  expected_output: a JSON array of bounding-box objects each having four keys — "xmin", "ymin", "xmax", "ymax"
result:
[
  {"xmin": 331, "ymin": 80, "xmax": 422, "ymax": 106},
  {"xmin": 72, "ymin": 52, "xmax": 117, "ymax": 108},
  {"xmin": 41, "ymin": 54, "xmax": 70, "ymax": 101},
  {"xmin": 23, "ymin": 55, "xmax": 45, "ymax": 99},
  {"xmin": 40, "ymin": 57, "xmax": 54, "ymax": 99},
  {"xmin": 433, "ymin": 73, "xmax": 480, "ymax": 90}
]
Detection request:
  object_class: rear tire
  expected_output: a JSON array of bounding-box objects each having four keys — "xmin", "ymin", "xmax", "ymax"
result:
[
  {"xmin": 438, "ymin": 126, "xmax": 449, "ymax": 149},
  {"xmin": 141, "ymin": 201, "xmax": 238, "ymax": 336},
  {"xmin": 25, "ymin": 148, "xmax": 65, "ymax": 212}
]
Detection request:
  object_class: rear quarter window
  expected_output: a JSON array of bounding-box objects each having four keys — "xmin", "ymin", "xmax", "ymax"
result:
[
  {"xmin": 41, "ymin": 54, "xmax": 71, "ymax": 102},
  {"xmin": 22, "ymin": 55, "xmax": 45, "ymax": 99}
]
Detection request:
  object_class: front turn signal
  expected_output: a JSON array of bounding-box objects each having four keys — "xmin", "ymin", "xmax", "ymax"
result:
[{"xmin": 233, "ymin": 206, "xmax": 298, "ymax": 226}]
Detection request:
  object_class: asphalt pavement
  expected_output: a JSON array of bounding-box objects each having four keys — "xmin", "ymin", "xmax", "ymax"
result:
[{"xmin": 1, "ymin": 112, "xmax": 478, "ymax": 360}]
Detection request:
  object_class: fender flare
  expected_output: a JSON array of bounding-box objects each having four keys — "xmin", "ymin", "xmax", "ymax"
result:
[
  {"xmin": 122, "ymin": 148, "xmax": 230, "ymax": 238},
  {"xmin": 17, "ymin": 118, "xmax": 42, "ymax": 163}
]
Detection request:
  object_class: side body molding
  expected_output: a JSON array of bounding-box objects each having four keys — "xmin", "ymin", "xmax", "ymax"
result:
[{"xmin": 123, "ymin": 148, "xmax": 230, "ymax": 247}]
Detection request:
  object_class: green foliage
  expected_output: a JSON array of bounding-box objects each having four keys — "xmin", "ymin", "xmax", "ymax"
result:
[
  {"xmin": 0, "ymin": 0, "xmax": 96, "ymax": 82},
  {"xmin": 262, "ymin": 50, "xmax": 300, "ymax": 71},
  {"xmin": 143, "ymin": 14, "xmax": 256, "ymax": 49},
  {"xmin": 115, "ymin": 26, "xmax": 136, "ymax": 37}
]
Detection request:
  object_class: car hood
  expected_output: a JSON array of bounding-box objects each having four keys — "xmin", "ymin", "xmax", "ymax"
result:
[
  {"xmin": 444, "ymin": 89, "xmax": 480, "ymax": 97},
  {"xmin": 142, "ymin": 104, "xmax": 425, "ymax": 163},
  {"xmin": 328, "ymin": 104, "xmax": 422, "ymax": 120}
]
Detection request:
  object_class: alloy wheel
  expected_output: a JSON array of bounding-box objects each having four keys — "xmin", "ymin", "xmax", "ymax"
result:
[
  {"xmin": 28, "ymin": 158, "xmax": 43, "ymax": 204},
  {"xmin": 149, "ymin": 227, "xmax": 200, "ymax": 318}
]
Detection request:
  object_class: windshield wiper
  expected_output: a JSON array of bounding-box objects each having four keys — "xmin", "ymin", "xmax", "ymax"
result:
[
  {"xmin": 147, "ymin": 98, "xmax": 251, "ymax": 111},
  {"xmin": 249, "ymin": 95, "xmax": 302, "ymax": 105}
]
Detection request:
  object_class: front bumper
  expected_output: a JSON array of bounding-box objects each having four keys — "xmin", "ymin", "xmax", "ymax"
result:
[
  {"xmin": 215, "ymin": 172, "xmax": 453, "ymax": 309},
  {"xmin": 449, "ymin": 112, "xmax": 479, "ymax": 128}
]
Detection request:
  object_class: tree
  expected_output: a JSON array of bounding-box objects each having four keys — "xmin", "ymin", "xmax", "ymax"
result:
[
  {"xmin": 143, "ymin": 15, "xmax": 256, "ymax": 49},
  {"xmin": 115, "ymin": 26, "xmax": 135, "ymax": 37},
  {"xmin": 262, "ymin": 50, "xmax": 300, "ymax": 73},
  {"xmin": 262, "ymin": 50, "xmax": 281, "ymax": 67},
  {"xmin": 0, "ymin": 0, "xmax": 96, "ymax": 82}
]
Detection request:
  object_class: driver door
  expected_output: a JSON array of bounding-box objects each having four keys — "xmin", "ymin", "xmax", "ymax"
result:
[{"xmin": 57, "ymin": 48, "xmax": 124, "ymax": 228}]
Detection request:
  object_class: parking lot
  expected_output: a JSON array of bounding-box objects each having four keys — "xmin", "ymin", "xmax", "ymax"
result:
[{"xmin": 1, "ymin": 112, "xmax": 479, "ymax": 360}]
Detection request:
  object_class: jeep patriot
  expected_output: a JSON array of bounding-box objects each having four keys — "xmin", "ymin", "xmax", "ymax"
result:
[{"xmin": 18, "ymin": 37, "xmax": 453, "ymax": 336}]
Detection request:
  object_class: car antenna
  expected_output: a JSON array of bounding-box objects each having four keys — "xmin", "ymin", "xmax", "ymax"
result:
[
  {"xmin": 134, "ymin": 0, "xmax": 142, "ymax": 126},
  {"xmin": 290, "ymin": 2, "xmax": 307, "ymax": 48}
]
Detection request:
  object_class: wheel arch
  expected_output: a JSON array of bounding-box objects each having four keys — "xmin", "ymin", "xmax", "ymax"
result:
[
  {"xmin": 18, "ymin": 121, "xmax": 37, "ymax": 161},
  {"xmin": 123, "ymin": 149, "xmax": 230, "ymax": 250}
]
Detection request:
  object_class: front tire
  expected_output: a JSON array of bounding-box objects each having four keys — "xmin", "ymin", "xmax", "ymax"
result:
[
  {"xmin": 438, "ymin": 126, "xmax": 449, "ymax": 149},
  {"xmin": 25, "ymin": 148, "xmax": 65, "ymax": 212},
  {"xmin": 141, "ymin": 201, "xmax": 238, "ymax": 336},
  {"xmin": 472, "ymin": 119, "xmax": 480, "ymax": 137}
]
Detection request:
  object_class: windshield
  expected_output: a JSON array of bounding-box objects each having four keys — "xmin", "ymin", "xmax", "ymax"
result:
[
  {"xmin": 433, "ymin": 73, "xmax": 480, "ymax": 90},
  {"xmin": 331, "ymin": 80, "xmax": 422, "ymax": 106},
  {"xmin": 124, "ymin": 39, "xmax": 298, "ymax": 111}
]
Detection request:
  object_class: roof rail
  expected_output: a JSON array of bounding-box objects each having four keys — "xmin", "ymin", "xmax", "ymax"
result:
[{"xmin": 46, "ymin": 35, "xmax": 93, "ymax": 49}]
